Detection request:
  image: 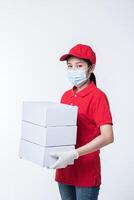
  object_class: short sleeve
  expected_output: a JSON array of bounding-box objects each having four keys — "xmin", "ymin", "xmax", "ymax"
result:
[
  {"xmin": 60, "ymin": 94, "xmax": 64, "ymax": 103},
  {"xmin": 93, "ymin": 93, "xmax": 113, "ymax": 127},
  {"xmin": 60, "ymin": 90, "xmax": 71, "ymax": 104},
  {"xmin": 60, "ymin": 93, "xmax": 67, "ymax": 104}
]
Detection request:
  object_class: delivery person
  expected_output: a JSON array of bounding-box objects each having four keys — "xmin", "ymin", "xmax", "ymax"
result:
[{"xmin": 49, "ymin": 44, "xmax": 114, "ymax": 200}]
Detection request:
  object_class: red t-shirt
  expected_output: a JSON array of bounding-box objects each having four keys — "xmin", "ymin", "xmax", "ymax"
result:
[{"xmin": 55, "ymin": 81, "xmax": 113, "ymax": 187}]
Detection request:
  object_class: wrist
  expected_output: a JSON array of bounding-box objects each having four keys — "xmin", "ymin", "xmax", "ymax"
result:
[{"xmin": 75, "ymin": 149, "xmax": 79, "ymax": 159}]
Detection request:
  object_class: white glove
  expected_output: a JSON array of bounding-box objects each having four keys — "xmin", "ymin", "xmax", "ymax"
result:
[{"xmin": 48, "ymin": 149, "xmax": 79, "ymax": 169}]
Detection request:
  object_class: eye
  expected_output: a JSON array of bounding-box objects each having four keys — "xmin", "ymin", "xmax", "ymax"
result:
[
  {"xmin": 77, "ymin": 65, "xmax": 83, "ymax": 68},
  {"xmin": 67, "ymin": 65, "xmax": 72, "ymax": 68}
]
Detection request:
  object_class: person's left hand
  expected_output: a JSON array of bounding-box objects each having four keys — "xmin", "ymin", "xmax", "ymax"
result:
[{"xmin": 48, "ymin": 149, "xmax": 79, "ymax": 169}]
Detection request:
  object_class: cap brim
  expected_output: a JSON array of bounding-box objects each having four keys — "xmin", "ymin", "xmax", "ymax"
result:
[
  {"xmin": 59, "ymin": 53, "xmax": 92, "ymax": 62},
  {"xmin": 59, "ymin": 54, "xmax": 72, "ymax": 61}
]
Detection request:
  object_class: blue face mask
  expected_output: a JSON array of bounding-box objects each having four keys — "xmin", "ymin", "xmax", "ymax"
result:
[{"xmin": 66, "ymin": 69, "xmax": 89, "ymax": 87}]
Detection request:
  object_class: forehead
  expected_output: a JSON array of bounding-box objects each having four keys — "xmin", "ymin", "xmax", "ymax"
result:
[{"xmin": 67, "ymin": 56, "xmax": 87, "ymax": 64}]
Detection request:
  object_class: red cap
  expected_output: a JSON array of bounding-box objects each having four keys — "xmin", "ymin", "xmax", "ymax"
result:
[{"xmin": 59, "ymin": 44, "xmax": 96, "ymax": 64}]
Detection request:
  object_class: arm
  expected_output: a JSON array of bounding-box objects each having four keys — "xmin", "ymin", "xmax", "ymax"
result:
[
  {"xmin": 49, "ymin": 93, "xmax": 114, "ymax": 169},
  {"xmin": 77, "ymin": 124, "xmax": 114, "ymax": 156},
  {"xmin": 49, "ymin": 124, "xmax": 114, "ymax": 169}
]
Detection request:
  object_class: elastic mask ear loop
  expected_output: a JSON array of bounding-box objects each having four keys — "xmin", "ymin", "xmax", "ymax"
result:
[{"xmin": 87, "ymin": 66, "xmax": 91, "ymax": 79}]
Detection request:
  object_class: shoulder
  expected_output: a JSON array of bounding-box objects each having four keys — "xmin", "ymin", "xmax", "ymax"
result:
[
  {"xmin": 93, "ymin": 85, "xmax": 108, "ymax": 98},
  {"xmin": 91, "ymin": 86, "xmax": 110, "ymax": 105},
  {"xmin": 61, "ymin": 88, "xmax": 72, "ymax": 97},
  {"xmin": 60, "ymin": 88, "xmax": 72, "ymax": 103}
]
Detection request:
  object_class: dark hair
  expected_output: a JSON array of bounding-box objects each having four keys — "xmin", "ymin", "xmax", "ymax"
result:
[
  {"xmin": 66, "ymin": 56, "xmax": 97, "ymax": 86},
  {"xmin": 83, "ymin": 58, "xmax": 96, "ymax": 86}
]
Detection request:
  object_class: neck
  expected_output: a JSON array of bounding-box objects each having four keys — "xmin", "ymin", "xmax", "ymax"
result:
[{"xmin": 75, "ymin": 79, "xmax": 91, "ymax": 93}]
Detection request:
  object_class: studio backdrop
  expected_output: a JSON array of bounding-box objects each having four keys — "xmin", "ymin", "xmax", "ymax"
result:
[{"xmin": 4, "ymin": 0, "xmax": 134, "ymax": 200}]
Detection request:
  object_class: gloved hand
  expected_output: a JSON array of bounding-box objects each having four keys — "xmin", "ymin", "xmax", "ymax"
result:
[{"xmin": 48, "ymin": 149, "xmax": 79, "ymax": 169}]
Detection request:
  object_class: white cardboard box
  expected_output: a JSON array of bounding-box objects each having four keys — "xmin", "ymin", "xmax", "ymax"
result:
[
  {"xmin": 21, "ymin": 121, "xmax": 77, "ymax": 147},
  {"xmin": 22, "ymin": 101, "xmax": 78, "ymax": 127},
  {"xmin": 19, "ymin": 139, "xmax": 75, "ymax": 167}
]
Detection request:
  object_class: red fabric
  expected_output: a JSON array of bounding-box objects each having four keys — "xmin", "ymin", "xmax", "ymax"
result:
[
  {"xmin": 55, "ymin": 81, "xmax": 113, "ymax": 187},
  {"xmin": 59, "ymin": 43, "xmax": 96, "ymax": 64}
]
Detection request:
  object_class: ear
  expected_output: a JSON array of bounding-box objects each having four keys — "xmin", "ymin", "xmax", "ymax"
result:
[
  {"xmin": 90, "ymin": 64, "xmax": 95, "ymax": 72},
  {"xmin": 88, "ymin": 64, "xmax": 95, "ymax": 73}
]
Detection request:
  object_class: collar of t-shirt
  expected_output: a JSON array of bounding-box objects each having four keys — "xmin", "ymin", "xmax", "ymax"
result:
[{"xmin": 69, "ymin": 81, "xmax": 96, "ymax": 98}]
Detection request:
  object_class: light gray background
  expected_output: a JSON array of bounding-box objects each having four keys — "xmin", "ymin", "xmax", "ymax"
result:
[{"xmin": 4, "ymin": 0, "xmax": 134, "ymax": 199}]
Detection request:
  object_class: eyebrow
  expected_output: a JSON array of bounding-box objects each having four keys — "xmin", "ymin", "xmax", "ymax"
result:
[{"xmin": 67, "ymin": 61, "xmax": 84, "ymax": 64}]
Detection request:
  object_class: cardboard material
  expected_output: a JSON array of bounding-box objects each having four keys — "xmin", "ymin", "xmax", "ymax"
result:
[
  {"xmin": 22, "ymin": 101, "xmax": 78, "ymax": 127},
  {"xmin": 19, "ymin": 139, "xmax": 75, "ymax": 167},
  {"xmin": 21, "ymin": 121, "xmax": 77, "ymax": 147}
]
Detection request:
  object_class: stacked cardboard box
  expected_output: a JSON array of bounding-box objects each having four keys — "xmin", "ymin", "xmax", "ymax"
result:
[{"xmin": 19, "ymin": 101, "xmax": 78, "ymax": 168}]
